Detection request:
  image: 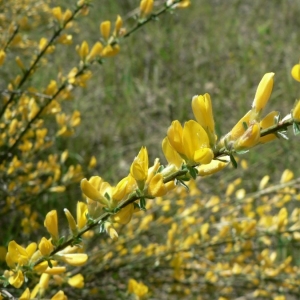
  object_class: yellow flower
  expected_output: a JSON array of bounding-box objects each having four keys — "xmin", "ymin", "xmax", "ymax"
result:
[
  {"xmin": 78, "ymin": 40, "xmax": 89, "ymax": 61},
  {"xmin": 104, "ymin": 222, "xmax": 118, "ymax": 240},
  {"xmin": 227, "ymin": 110, "xmax": 252, "ymax": 141},
  {"xmin": 70, "ymin": 110, "xmax": 81, "ymax": 127},
  {"xmin": 57, "ymin": 34, "xmax": 72, "ymax": 45},
  {"xmin": 291, "ymin": 64, "xmax": 300, "ymax": 82},
  {"xmin": 0, "ymin": 50, "xmax": 6, "ymax": 66},
  {"xmin": 80, "ymin": 177, "xmax": 109, "ymax": 206},
  {"xmin": 8, "ymin": 269, "xmax": 24, "ymax": 288},
  {"xmin": 162, "ymin": 137, "xmax": 183, "ymax": 169},
  {"xmin": 140, "ymin": 0, "xmax": 154, "ymax": 18},
  {"xmin": 111, "ymin": 204, "xmax": 134, "ymax": 225},
  {"xmin": 57, "ymin": 253, "xmax": 88, "ymax": 266},
  {"xmin": 63, "ymin": 9, "xmax": 72, "ymax": 24},
  {"xmin": 68, "ymin": 274, "xmax": 84, "ymax": 288},
  {"xmin": 19, "ymin": 287, "xmax": 30, "ymax": 300},
  {"xmin": 167, "ymin": 120, "xmax": 185, "ymax": 155},
  {"xmin": 45, "ymin": 266, "xmax": 66, "ymax": 275},
  {"xmin": 6, "ymin": 241, "xmax": 37, "ymax": 268},
  {"xmin": 44, "ymin": 210, "xmax": 59, "ymax": 242},
  {"xmin": 197, "ymin": 157, "xmax": 230, "ymax": 176},
  {"xmin": 167, "ymin": 120, "xmax": 213, "ymax": 166},
  {"xmin": 33, "ymin": 261, "xmax": 48, "ymax": 273},
  {"xmin": 45, "ymin": 80, "xmax": 58, "ymax": 96},
  {"xmin": 148, "ymin": 173, "xmax": 167, "ymax": 197},
  {"xmin": 182, "ymin": 120, "xmax": 213, "ymax": 165},
  {"xmin": 51, "ymin": 290, "xmax": 67, "ymax": 300},
  {"xmin": 77, "ymin": 201, "xmax": 88, "ymax": 230},
  {"xmin": 128, "ymin": 278, "xmax": 148, "ymax": 298},
  {"xmin": 233, "ymin": 122, "xmax": 260, "ymax": 151},
  {"xmin": 145, "ymin": 158, "xmax": 160, "ymax": 185},
  {"xmin": 101, "ymin": 44, "xmax": 120, "ymax": 57},
  {"xmin": 130, "ymin": 147, "xmax": 149, "ymax": 187},
  {"xmin": 113, "ymin": 15, "xmax": 123, "ymax": 36},
  {"xmin": 38, "ymin": 237, "xmax": 54, "ymax": 256},
  {"xmin": 49, "ymin": 186, "xmax": 66, "ymax": 193},
  {"xmin": 39, "ymin": 273, "xmax": 50, "ymax": 291},
  {"xmin": 259, "ymin": 111, "xmax": 279, "ymax": 143},
  {"xmin": 100, "ymin": 21, "xmax": 111, "ymax": 40},
  {"xmin": 167, "ymin": 0, "xmax": 191, "ymax": 8},
  {"xmin": 87, "ymin": 42, "xmax": 103, "ymax": 61},
  {"xmin": 15, "ymin": 56, "xmax": 25, "ymax": 70},
  {"xmin": 191, "ymin": 93, "xmax": 216, "ymax": 146},
  {"xmin": 292, "ymin": 99, "xmax": 300, "ymax": 121},
  {"xmin": 64, "ymin": 209, "xmax": 78, "ymax": 234},
  {"xmin": 88, "ymin": 155, "xmax": 97, "ymax": 169},
  {"xmin": 280, "ymin": 169, "xmax": 294, "ymax": 184},
  {"xmin": 30, "ymin": 284, "xmax": 40, "ymax": 299},
  {"xmin": 52, "ymin": 7, "xmax": 62, "ymax": 21},
  {"xmin": 252, "ymin": 72, "xmax": 274, "ymax": 113},
  {"xmin": 177, "ymin": 0, "xmax": 191, "ymax": 8}
]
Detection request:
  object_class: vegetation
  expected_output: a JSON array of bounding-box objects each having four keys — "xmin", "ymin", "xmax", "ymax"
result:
[{"xmin": 1, "ymin": 0, "xmax": 300, "ymax": 299}]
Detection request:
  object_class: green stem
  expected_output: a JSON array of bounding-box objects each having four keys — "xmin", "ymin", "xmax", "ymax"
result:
[
  {"xmin": 0, "ymin": 4, "xmax": 85, "ymax": 119},
  {"xmin": 122, "ymin": 0, "xmax": 183, "ymax": 39},
  {"xmin": 0, "ymin": 66, "xmax": 88, "ymax": 163},
  {"xmin": 260, "ymin": 116, "xmax": 294, "ymax": 137},
  {"xmin": 32, "ymin": 116, "xmax": 300, "ymax": 267},
  {"xmin": 214, "ymin": 117, "xmax": 296, "ymax": 158},
  {"xmin": 3, "ymin": 25, "xmax": 19, "ymax": 51}
]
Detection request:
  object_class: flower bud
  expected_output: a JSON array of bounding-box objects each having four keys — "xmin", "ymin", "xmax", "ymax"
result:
[
  {"xmin": 252, "ymin": 72, "xmax": 274, "ymax": 113},
  {"xmin": 44, "ymin": 210, "xmax": 59, "ymax": 242}
]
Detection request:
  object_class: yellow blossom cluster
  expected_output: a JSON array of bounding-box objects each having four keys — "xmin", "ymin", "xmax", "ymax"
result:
[
  {"xmin": 0, "ymin": 0, "xmax": 192, "ymax": 298},
  {"xmin": 74, "ymin": 169, "xmax": 300, "ymax": 299}
]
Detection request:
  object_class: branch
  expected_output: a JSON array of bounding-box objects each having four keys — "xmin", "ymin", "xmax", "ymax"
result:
[{"xmin": 0, "ymin": 3, "xmax": 85, "ymax": 119}]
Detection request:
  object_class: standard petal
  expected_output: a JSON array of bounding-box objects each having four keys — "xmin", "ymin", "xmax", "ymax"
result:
[
  {"xmin": 252, "ymin": 72, "xmax": 274, "ymax": 112},
  {"xmin": 182, "ymin": 120, "xmax": 210, "ymax": 164}
]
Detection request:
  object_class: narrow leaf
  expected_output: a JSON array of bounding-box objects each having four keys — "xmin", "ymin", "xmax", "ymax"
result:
[
  {"xmin": 229, "ymin": 154, "xmax": 238, "ymax": 169},
  {"xmin": 293, "ymin": 122, "xmax": 300, "ymax": 135}
]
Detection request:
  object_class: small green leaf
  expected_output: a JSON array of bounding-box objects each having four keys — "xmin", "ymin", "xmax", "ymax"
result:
[
  {"xmin": 0, "ymin": 276, "xmax": 9, "ymax": 287},
  {"xmin": 229, "ymin": 154, "xmax": 238, "ymax": 169},
  {"xmin": 180, "ymin": 164, "xmax": 188, "ymax": 171},
  {"xmin": 96, "ymin": 58, "xmax": 103, "ymax": 65},
  {"xmin": 235, "ymin": 149, "xmax": 249, "ymax": 155},
  {"xmin": 175, "ymin": 179, "xmax": 189, "ymax": 191},
  {"xmin": 157, "ymin": 165, "xmax": 165, "ymax": 173},
  {"xmin": 274, "ymin": 113, "xmax": 281, "ymax": 124},
  {"xmin": 71, "ymin": 236, "xmax": 83, "ymax": 246},
  {"xmin": 47, "ymin": 259, "xmax": 53, "ymax": 268},
  {"xmin": 276, "ymin": 131, "xmax": 289, "ymax": 140},
  {"xmin": 113, "ymin": 207, "xmax": 121, "ymax": 214},
  {"xmin": 242, "ymin": 122, "xmax": 248, "ymax": 131},
  {"xmin": 187, "ymin": 166, "xmax": 198, "ymax": 179},
  {"xmin": 58, "ymin": 236, "xmax": 65, "ymax": 246},
  {"xmin": 178, "ymin": 174, "xmax": 191, "ymax": 181},
  {"xmin": 86, "ymin": 213, "xmax": 95, "ymax": 225},
  {"xmin": 104, "ymin": 192, "xmax": 111, "ymax": 200},
  {"xmin": 140, "ymin": 197, "xmax": 146, "ymax": 210},
  {"xmin": 99, "ymin": 222, "xmax": 105, "ymax": 233},
  {"xmin": 293, "ymin": 122, "xmax": 300, "ymax": 135}
]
